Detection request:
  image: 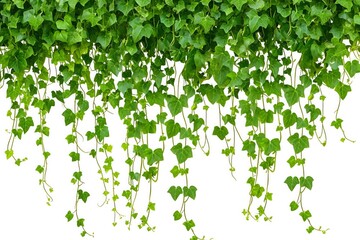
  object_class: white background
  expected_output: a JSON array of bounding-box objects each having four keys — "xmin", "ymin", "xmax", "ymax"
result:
[{"xmin": 0, "ymin": 77, "xmax": 359, "ymax": 240}]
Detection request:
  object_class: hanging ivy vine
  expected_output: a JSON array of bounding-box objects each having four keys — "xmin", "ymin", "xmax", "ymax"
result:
[{"xmin": 0, "ymin": 0, "xmax": 359, "ymax": 239}]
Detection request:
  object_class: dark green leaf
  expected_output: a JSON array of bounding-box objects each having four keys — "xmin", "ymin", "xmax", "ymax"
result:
[
  {"xmin": 212, "ymin": 126, "xmax": 229, "ymax": 140},
  {"xmin": 168, "ymin": 186, "xmax": 182, "ymax": 201},
  {"xmin": 19, "ymin": 117, "xmax": 34, "ymax": 133},
  {"xmin": 62, "ymin": 109, "xmax": 76, "ymax": 126},
  {"xmin": 290, "ymin": 201, "xmax": 299, "ymax": 211},
  {"xmin": 284, "ymin": 176, "xmax": 299, "ymax": 191},
  {"xmin": 183, "ymin": 186, "xmax": 197, "ymax": 200}
]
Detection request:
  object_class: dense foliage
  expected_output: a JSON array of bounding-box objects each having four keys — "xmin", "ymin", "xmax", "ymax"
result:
[{"xmin": 0, "ymin": 0, "xmax": 359, "ymax": 239}]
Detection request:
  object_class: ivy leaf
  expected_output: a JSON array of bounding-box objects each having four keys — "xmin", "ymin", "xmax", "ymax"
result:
[
  {"xmin": 96, "ymin": 32, "xmax": 112, "ymax": 48},
  {"xmin": 168, "ymin": 186, "xmax": 182, "ymax": 201},
  {"xmin": 95, "ymin": 125, "xmax": 109, "ymax": 141},
  {"xmin": 135, "ymin": 0, "xmax": 151, "ymax": 7},
  {"xmin": 5, "ymin": 149, "xmax": 14, "ymax": 159},
  {"xmin": 200, "ymin": 15, "xmax": 215, "ymax": 33},
  {"xmin": 183, "ymin": 186, "xmax": 197, "ymax": 200},
  {"xmin": 8, "ymin": 52, "xmax": 27, "ymax": 74},
  {"xmin": 165, "ymin": 119, "xmax": 180, "ymax": 138},
  {"xmin": 229, "ymin": 0, "xmax": 247, "ymax": 10},
  {"xmin": 62, "ymin": 109, "xmax": 76, "ymax": 126},
  {"xmin": 264, "ymin": 138, "xmax": 280, "ymax": 155},
  {"xmin": 117, "ymin": 0, "xmax": 134, "ymax": 15},
  {"xmin": 147, "ymin": 148, "xmax": 164, "ymax": 165},
  {"xmin": 335, "ymin": 82, "xmax": 351, "ymax": 100},
  {"xmin": 284, "ymin": 176, "xmax": 299, "ymax": 191},
  {"xmin": 290, "ymin": 201, "xmax": 299, "ymax": 211},
  {"xmin": 212, "ymin": 126, "xmax": 229, "ymax": 140},
  {"xmin": 77, "ymin": 218, "xmax": 85, "ymax": 227},
  {"xmin": 283, "ymin": 85, "xmax": 299, "ymax": 106},
  {"xmin": 248, "ymin": 13, "xmax": 270, "ymax": 33},
  {"xmin": 173, "ymin": 210, "xmax": 182, "ymax": 221},
  {"xmin": 166, "ymin": 95, "xmax": 185, "ymax": 117},
  {"xmin": 336, "ymin": 0, "xmax": 353, "ymax": 10},
  {"xmin": 287, "ymin": 133, "xmax": 309, "ymax": 154},
  {"xmin": 77, "ymin": 189, "xmax": 90, "ymax": 203},
  {"xmin": 300, "ymin": 176, "xmax": 314, "ymax": 190},
  {"xmin": 65, "ymin": 211, "xmax": 74, "ymax": 222},
  {"xmin": 29, "ymin": 15, "xmax": 44, "ymax": 31},
  {"xmin": 183, "ymin": 219, "xmax": 196, "ymax": 231},
  {"xmin": 171, "ymin": 143, "xmax": 193, "ymax": 164},
  {"xmin": 344, "ymin": 60, "xmax": 360, "ymax": 77},
  {"xmin": 282, "ymin": 109, "xmax": 297, "ymax": 128},
  {"xmin": 299, "ymin": 210, "xmax": 312, "ymax": 221},
  {"xmin": 19, "ymin": 117, "xmax": 34, "ymax": 133}
]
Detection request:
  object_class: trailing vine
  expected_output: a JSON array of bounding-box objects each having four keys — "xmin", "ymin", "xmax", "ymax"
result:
[{"xmin": 0, "ymin": 0, "xmax": 359, "ymax": 239}]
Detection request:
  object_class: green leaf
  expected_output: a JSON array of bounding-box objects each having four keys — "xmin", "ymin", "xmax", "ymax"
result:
[
  {"xmin": 173, "ymin": 210, "xmax": 182, "ymax": 220},
  {"xmin": 344, "ymin": 60, "xmax": 360, "ymax": 77},
  {"xmin": 19, "ymin": 117, "xmax": 34, "ymax": 133},
  {"xmin": 331, "ymin": 118, "xmax": 343, "ymax": 129},
  {"xmin": 336, "ymin": 0, "xmax": 353, "ymax": 10},
  {"xmin": 68, "ymin": 0, "xmax": 79, "ymax": 9},
  {"xmin": 171, "ymin": 143, "xmax": 193, "ymax": 164},
  {"xmin": 183, "ymin": 186, "xmax": 197, "ymax": 200},
  {"xmin": 229, "ymin": 0, "xmax": 247, "ymax": 10},
  {"xmin": 5, "ymin": 149, "xmax": 14, "ymax": 159},
  {"xmin": 165, "ymin": 119, "xmax": 180, "ymax": 138},
  {"xmin": 166, "ymin": 95, "xmax": 184, "ymax": 117},
  {"xmin": 168, "ymin": 186, "xmax": 182, "ymax": 201},
  {"xmin": 287, "ymin": 133, "xmax": 309, "ymax": 154},
  {"xmin": 8, "ymin": 52, "xmax": 27, "ymax": 74},
  {"xmin": 35, "ymin": 165, "xmax": 44, "ymax": 174},
  {"xmin": 251, "ymin": 184, "xmax": 265, "ymax": 198},
  {"xmin": 290, "ymin": 201, "xmax": 299, "ymax": 211},
  {"xmin": 65, "ymin": 211, "xmax": 74, "ymax": 222},
  {"xmin": 306, "ymin": 226, "xmax": 315, "ymax": 234},
  {"xmin": 282, "ymin": 110, "xmax": 297, "ymax": 128},
  {"xmin": 68, "ymin": 31, "xmax": 82, "ymax": 45},
  {"xmin": 170, "ymin": 165, "xmax": 180, "ymax": 178},
  {"xmin": 62, "ymin": 109, "xmax": 76, "ymax": 126},
  {"xmin": 73, "ymin": 171, "xmax": 82, "ymax": 181},
  {"xmin": 78, "ymin": 189, "xmax": 90, "ymax": 203},
  {"xmin": 264, "ymin": 138, "xmax": 281, "ymax": 155},
  {"xmin": 147, "ymin": 148, "xmax": 164, "ymax": 165},
  {"xmin": 299, "ymin": 210, "xmax": 312, "ymax": 221},
  {"xmin": 96, "ymin": 32, "xmax": 112, "ymax": 48},
  {"xmin": 117, "ymin": 0, "xmax": 134, "ymax": 15},
  {"xmin": 283, "ymin": 85, "xmax": 299, "ymax": 106},
  {"xmin": 335, "ymin": 82, "xmax": 351, "ymax": 100},
  {"xmin": 69, "ymin": 152, "xmax": 80, "ymax": 161},
  {"xmin": 29, "ymin": 15, "xmax": 44, "ymax": 31},
  {"xmin": 212, "ymin": 126, "xmax": 229, "ymax": 140},
  {"xmin": 135, "ymin": 0, "xmax": 150, "ymax": 7},
  {"xmin": 160, "ymin": 14, "xmax": 175, "ymax": 28},
  {"xmin": 183, "ymin": 219, "xmax": 196, "ymax": 231},
  {"xmin": 77, "ymin": 218, "xmax": 85, "ymax": 227},
  {"xmin": 284, "ymin": 176, "xmax": 299, "ymax": 191},
  {"xmin": 300, "ymin": 176, "xmax": 314, "ymax": 190},
  {"xmin": 95, "ymin": 125, "xmax": 109, "ymax": 141},
  {"xmin": 248, "ymin": 13, "xmax": 270, "ymax": 33}
]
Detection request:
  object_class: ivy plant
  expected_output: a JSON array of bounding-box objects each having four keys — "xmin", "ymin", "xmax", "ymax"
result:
[{"xmin": 0, "ymin": 0, "xmax": 359, "ymax": 239}]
